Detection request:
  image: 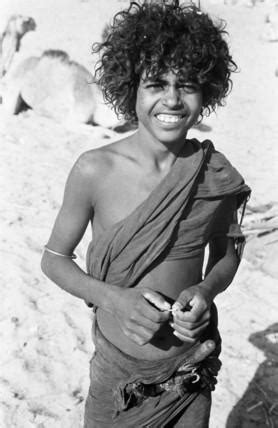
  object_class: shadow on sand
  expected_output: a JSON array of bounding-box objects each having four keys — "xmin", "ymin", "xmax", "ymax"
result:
[{"xmin": 226, "ymin": 323, "xmax": 278, "ymax": 428}]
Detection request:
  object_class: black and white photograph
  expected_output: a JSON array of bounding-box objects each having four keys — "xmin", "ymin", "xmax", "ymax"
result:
[{"xmin": 1, "ymin": 0, "xmax": 278, "ymax": 427}]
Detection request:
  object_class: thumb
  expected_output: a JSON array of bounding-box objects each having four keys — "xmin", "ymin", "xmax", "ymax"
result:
[
  {"xmin": 172, "ymin": 290, "xmax": 193, "ymax": 313},
  {"xmin": 142, "ymin": 290, "xmax": 171, "ymax": 311},
  {"xmin": 187, "ymin": 340, "xmax": 216, "ymax": 364}
]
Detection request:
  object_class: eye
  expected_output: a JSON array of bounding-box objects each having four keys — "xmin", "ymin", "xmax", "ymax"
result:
[
  {"xmin": 146, "ymin": 82, "xmax": 164, "ymax": 90},
  {"xmin": 180, "ymin": 82, "xmax": 200, "ymax": 93}
]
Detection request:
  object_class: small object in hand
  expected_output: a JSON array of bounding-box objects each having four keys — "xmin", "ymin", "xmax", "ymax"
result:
[{"xmin": 172, "ymin": 302, "xmax": 192, "ymax": 315}]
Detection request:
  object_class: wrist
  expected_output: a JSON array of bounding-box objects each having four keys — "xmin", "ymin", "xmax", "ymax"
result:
[
  {"xmin": 195, "ymin": 281, "xmax": 215, "ymax": 303},
  {"xmin": 102, "ymin": 284, "xmax": 123, "ymax": 315},
  {"xmin": 84, "ymin": 275, "xmax": 122, "ymax": 314}
]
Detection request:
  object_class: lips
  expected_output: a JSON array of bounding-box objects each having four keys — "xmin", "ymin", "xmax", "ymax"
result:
[{"xmin": 155, "ymin": 113, "xmax": 185, "ymax": 124}]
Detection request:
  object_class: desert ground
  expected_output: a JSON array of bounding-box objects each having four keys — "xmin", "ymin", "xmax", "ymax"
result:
[{"xmin": 1, "ymin": 0, "xmax": 278, "ymax": 427}]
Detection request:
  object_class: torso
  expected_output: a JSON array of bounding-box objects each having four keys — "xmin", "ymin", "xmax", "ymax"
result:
[
  {"xmin": 87, "ymin": 136, "xmax": 209, "ymax": 360},
  {"xmin": 96, "ymin": 255, "xmax": 205, "ymax": 360}
]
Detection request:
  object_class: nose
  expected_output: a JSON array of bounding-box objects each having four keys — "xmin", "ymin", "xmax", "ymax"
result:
[{"xmin": 162, "ymin": 86, "xmax": 182, "ymax": 109}]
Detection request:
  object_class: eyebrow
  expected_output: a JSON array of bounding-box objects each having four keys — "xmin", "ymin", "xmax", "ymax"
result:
[
  {"xmin": 144, "ymin": 77, "xmax": 187, "ymax": 85},
  {"xmin": 142, "ymin": 77, "xmax": 165, "ymax": 84},
  {"xmin": 142, "ymin": 77, "xmax": 198, "ymax": 86}
]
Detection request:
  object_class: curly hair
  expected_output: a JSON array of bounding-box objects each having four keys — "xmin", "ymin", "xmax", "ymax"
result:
[{"xmin": 92, "ymin": 1, "xmax": 237, "ymax": 122}]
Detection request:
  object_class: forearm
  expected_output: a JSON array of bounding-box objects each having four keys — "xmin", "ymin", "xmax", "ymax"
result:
[
  {"xmin": 41, "ymin": 252, "xmax": 118, "ymax": 313},
  {"xmin": 41, "ymin": 252, "xmax": 171, "ymax": 346},
  {"xmin": 200, "ymin": 251, "xmax": 239, "ymax": 301}
]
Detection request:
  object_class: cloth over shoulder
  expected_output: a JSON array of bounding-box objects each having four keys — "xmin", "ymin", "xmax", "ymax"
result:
[
  {"xmin": 86, "ymin": 138, "xmax": 251, "ymax": 290},
  {"xmin": 194, "ymin": 141, "xmax": 250, "ymax": 207}
]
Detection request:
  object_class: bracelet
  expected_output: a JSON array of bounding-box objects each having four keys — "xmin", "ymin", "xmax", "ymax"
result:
[{"xmin": 43, "ymin": 245, "xmax": 77, "ymax": 259}]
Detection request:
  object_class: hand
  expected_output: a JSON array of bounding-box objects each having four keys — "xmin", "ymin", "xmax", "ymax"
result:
[
  {"xmin": 171, "ymin": 284, "xmax": 212, "ymax": 343},
  {"xmin": 111, "ymin": 287, "xmax": 171, "ymax": 346}
]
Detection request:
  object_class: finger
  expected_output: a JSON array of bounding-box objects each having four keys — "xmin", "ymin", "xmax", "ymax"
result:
[
  {"xmin": 128, "ymin": 323, "xmax": 161, "ymax": 345},
  {"xmin": 128, "ymin": 298, "xmax": 169, "ymax": 328},
  {"xmin": 140, "ymin": 297, "xmax": 170, "ymax": 323},
  {"xmin": 173, "ymin": 330, "xmax": 197, "ymax": 343},
  {"xmin": 187, "ymin": 340, "xmax": 216, "ymax": 364},
  {"xmin": 123, "ymin": 318, "xmax": 155, "ymax": 341},
  {"xmin": 189, "ymin": 295, "xmax": 208, "ymax": 317},
  {"xmin": 172, "ymin": 294, "xmax": 192, "ymax": 313},
  {"xmin": 128, "ymin": 308, "xmax": 162, "ymax": 331},
  {"xmin": 173, "ymin": 308, "xmax": 209, "ymax": 324},
  {"xmin": 173, "ymin": 309, "xmax": 210, "ymax": 325},
  {"xmin": 172, "ymin": 321, "xmax": 209, "ymax": 341},
  {"xmin": 142, "ymin": 290, "xmax": 171, "ymax": 312},
  {"xmin": 171, "ymin": 315, "xmax": 210, "ymax": 331},
  {"xmin": 128, "ymin": 331, "xmax": 150, "ymax": 346}
]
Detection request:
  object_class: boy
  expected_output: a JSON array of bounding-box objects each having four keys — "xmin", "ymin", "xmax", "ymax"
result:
[{"xmin": 41, "ymin": 2, "xmax": 250, "ymax": 427}]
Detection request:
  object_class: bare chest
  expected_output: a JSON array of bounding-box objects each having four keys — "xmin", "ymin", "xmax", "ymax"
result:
[{"xmin": 92, "ymin": 168, "xmax": 162, "ymax": 238}]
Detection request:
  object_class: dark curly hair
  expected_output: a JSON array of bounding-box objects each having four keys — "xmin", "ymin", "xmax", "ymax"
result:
[{"xmin": 92, "ymin": 1, "xmax": 237, "ymax": 122}]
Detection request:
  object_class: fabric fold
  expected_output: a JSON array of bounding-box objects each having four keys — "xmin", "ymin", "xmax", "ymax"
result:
[
  {"xmin": 85, "ymin": 319, "xmax": 220, "ymax": 428},
  {"xmin": 86, "ymin": 139, "xmax": 250, "ymax": 289}
]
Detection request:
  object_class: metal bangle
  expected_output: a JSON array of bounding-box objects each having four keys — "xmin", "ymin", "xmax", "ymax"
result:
[{"xmin": 43, "ymin": 245, "xmax": 77, "ymax": 259}]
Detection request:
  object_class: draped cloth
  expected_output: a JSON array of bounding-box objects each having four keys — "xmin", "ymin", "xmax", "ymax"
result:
[
  {"xmin": 84, "ymin": 319, "xmax": 220, "ymax": 428},
  {"xmin": 86, "ymin": 139, "xmax": 251, "ymax": 288},
  {"xmin": 84, "ymin": 138, "xmax": 251, "ymax": 427}
]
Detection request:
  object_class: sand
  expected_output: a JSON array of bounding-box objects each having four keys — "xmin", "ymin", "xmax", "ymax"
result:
[{"xmin": 1, "ymin": 1, "xmax": 278, "ymax": 427}]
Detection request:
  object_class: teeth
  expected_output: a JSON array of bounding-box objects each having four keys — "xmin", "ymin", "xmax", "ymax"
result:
[{"xmin": 156, "ymin": 114, "xmax": 182, "ymax": 123}]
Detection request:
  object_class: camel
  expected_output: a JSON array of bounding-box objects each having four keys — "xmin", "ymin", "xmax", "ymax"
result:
[
  {"xmin": 0, "ymin": 47, "xmax": 209, "ymax": 131},
  {"xmin": 1, "ymin": 49, "xmax": 126, "ymax": 128},
  {"xmin": 0, "ymin": 15, "xmax": 36, "ymax": 78},
  {"xmin": 0, "ymin": 19, "xmax": 204, "ymax": 131}
]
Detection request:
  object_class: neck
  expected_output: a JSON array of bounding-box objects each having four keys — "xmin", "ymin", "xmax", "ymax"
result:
[{"xmin": 133, "ymin": 129, "xmax": 187, "ymax": 173}]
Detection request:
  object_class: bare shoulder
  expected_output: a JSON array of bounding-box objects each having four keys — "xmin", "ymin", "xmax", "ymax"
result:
[
  {"xmin": 71, "ymin": 137, "xmax": 132, "ymax": 187},
  {"xmin": 78, "ymin": 137, "xmax": 133, "ymax": 171},
  {"xmin": 74, "ymin": 143, "xmax": 118, "ymax": 177}
]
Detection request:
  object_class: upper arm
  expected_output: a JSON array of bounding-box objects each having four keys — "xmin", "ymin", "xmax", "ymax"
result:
[
  {"xmin": 207, "ymin": 196, "xmax": 241, "ymax": 266},
  {"xmin": 45, "ymin": 152, "xmax": 96, "ymax": 255}
]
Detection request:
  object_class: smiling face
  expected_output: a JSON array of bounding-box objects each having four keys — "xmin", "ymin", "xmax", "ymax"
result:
[{"xmin": 135, "ymin": 70, "xmax": 203, "ymax": 147}]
